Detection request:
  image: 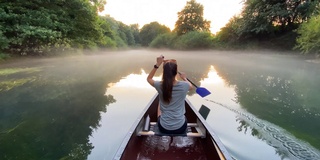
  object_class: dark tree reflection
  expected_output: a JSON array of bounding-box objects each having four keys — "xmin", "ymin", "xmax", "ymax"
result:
[
  {"xmin": 213, "ymin": 56, "xmax": 320, "ymax": 150},
  {"xmin": 0, "ymin": 69, "xmax": 116, "ymax": 160}
]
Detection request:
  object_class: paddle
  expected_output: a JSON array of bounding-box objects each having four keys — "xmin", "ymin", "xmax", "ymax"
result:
[{"xmin": 179, "ymin": 72, "xmax": 211, "ymax": 97}]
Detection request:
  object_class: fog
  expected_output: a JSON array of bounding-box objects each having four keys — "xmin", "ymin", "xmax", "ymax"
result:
[{"xmin": 1, "ymin": 49, "xmax": 319, "ymax": 160}]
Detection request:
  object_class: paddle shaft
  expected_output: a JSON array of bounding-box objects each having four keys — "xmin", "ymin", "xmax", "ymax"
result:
[
  {"xmin": 178, "ymin": 71, "xmax": 211, "ymax": 97},
  {"xmin": 178, "ymin": 71, "xmax": 198, "ymax": 88},
  {"xmin": 186, "ymin": 77, "xmax": 199, "ymax": 88}
]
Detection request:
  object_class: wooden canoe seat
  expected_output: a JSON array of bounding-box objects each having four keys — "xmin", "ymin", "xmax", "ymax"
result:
[{"xmin": 137, "ymin": 116, "xmax": 206, "ymax": 138}]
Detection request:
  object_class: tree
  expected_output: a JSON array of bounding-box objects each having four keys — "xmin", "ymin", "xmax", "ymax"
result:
[
  {"xmin": 239, "ymin": 0, "xmax": 318, "ymax": 39},
  {"xmin": 150, "ymin": 33, "xmax": 177, "ymax": 49},
  {"xmin": 118, "ymin": 22, "xmax": 135, "ymax": 46},
  {"xmin": 139, "ymin": 22, "xmax": 170, "ymax": 46},
  {"xmin": 295, "ymin": 13, "xmax": 320, "ymax": 54},
  {"xmin": 96, "ymin": 16, "xmax": 117, "ymax": 48},
  {"xmin": 90, "ymin": 0, "xmax": 107, "ymax": 12},
  {"xmin": 0, "ymin": 0, "xmax": 106, "ymax": 55},
  {"xmin": 130, "ymin": 24, "xmax": 141, "ymax": 45},
  {"xmin": 0, "ymin": 0, "xmax": 68, "ymax": 54},
  {"xmin": 63, "ymin": 0, "xmax": 103, "ymax": 49},
  {"xmin": 174, "ymin": 31, "xmax": 213, "ymax": 50},
  {"xmin": 0, "ymin": 21, "xmax": 9, "ymax": 51},
  {"xmin": 102, "ymin": 15, "xmax": 139, "ymax": 48},
  {"xmin": 217, "ymin": 16, "xmax": 243, "ymax": 43},
  {"xmin": 174, "ymin": 0, "xmax": 210, "ymax": 35}
]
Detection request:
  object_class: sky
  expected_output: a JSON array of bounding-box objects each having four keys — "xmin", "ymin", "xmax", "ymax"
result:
[{"xmin": 99, "ymin": 0, "xmax": 243, "ymax": 34}]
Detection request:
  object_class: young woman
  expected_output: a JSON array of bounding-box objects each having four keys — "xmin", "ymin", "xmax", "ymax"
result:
[{"xmin": 147, "ymin": 55, "xmax": 193, "ymax": 134}]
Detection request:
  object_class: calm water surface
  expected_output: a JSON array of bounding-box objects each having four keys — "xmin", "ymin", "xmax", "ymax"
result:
[{"xmin": 0, "ymin": 50, "xmax": 319, "ymax": 160}]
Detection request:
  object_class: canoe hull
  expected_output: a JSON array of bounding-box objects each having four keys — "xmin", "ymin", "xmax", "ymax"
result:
[{"xmin": 113, "ymin": 94, "xmax": 231, "ymax": 160}]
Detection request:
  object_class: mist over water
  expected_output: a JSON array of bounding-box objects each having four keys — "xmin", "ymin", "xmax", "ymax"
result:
[{"xmin": 0, "ymin": 50, "xmax": 319, "ymax": 160}]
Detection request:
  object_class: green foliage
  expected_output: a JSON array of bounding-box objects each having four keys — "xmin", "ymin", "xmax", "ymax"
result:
[
  {"xmin": 0, "ymin": 0, "xmax": 67, "ymax": 54},
  {"xmin": 149, "ymin": 31, "xmax": 213, "ymax": 50},
  {"xmin": 174, "ymin": 31, "xmax": 213, "ymax": 50},
  {"xmin": 0, "ymin": 23, "xmax": 9, "ymax": 50},
  {"xmin": 118, "ymin": 22, "xmax": 135, "ymax": 46},
  {"xmin": 174, "ymin": 0, "xmax": 210, "ymax": 35},
  {"xmin": 140, "ymin": 22, "xmax": 171, "ymax": 46},
  {"xmin": 130, "ymin": 24, "xmax": 142, "ymax": 45},
  {"xmin": 96, "ymin": 16, "xmax": 117, "ymax": 48},
  {"xmin": 0, "ymin": 0, "xmax": 112, "ymax": 55},
  {"xmin": 238, "ymin": 0, "xmax": 275, "ymax": 38},
  {"xmin": 62, "ymin": 0, "xmax": 102, "ymax": 49},
  {"xmin": 149, "ymin": 33, "xmax": 177, "ymax": 49},
  {"xmin": 295, "ymin": 13, "xmax": 320, "ymax": 54},
  {"xmin": 216, "ymin": 16, "xmax": 242, "ymax": 43},
  {"xmin": 89, "ymin": 0, "xmax": 107, "ymax": 12},
  {"xmin": 215, "ymin": 0, "xmax": 319, "ymax": 50},
  {"xmin": 102, "ymin": 15, "xmax": 139, "ymax": 48},
  {"xmin": 239, "ymin": 0, "xmax": 318, "ymax": 39}
]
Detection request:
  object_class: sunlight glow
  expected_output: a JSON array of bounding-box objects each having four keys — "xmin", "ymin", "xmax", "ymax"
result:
[
  {"xmin": 107, "ymin": 69, "xmax": 161, "ymax": 89},
  {"xmin": 100, "ymin": 0, "xmax": 243, "ymax": 34},
  {"xmin": 201, "ymin": 65, "xmax": 223, "ymax": 85}
]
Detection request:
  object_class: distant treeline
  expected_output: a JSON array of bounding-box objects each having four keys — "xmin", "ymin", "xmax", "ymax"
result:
[{"xmin": 0, "ymin": 0, "xmax": 319, "ymax": 57}]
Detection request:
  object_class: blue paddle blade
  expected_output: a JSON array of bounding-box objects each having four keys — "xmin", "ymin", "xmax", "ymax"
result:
[{"xmin": 196, "ymin": 87, "xmax": 211, "ymax": 97}]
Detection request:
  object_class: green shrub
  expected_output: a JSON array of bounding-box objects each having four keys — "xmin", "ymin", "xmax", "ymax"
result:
[
  {"xmin": 174, "ymin": 31, "xmax": 213, "ymax": 50},
  {"xmin": 295, "ymin": 14, "xmax": 320, "ymax": 54},
  {"xmin": 0, "ymin": 28, "xmax": 9, "ymax": 50},
  {"xmin": 150, "ymin": 33, "xmax": 177, "ymax": 49}
]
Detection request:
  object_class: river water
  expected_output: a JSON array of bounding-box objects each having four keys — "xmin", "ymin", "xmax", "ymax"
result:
[{"xmin": 0, "ymin": 50, "xmax": 319, "ymax": 160}]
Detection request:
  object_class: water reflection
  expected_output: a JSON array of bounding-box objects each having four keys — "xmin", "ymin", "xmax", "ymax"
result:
[
  {"xmin": 1, "ymin": 51, "xmax": 320, "ymax": 160},
  {"xmin": 213, "ymin": 57, "xmax": 320, "ymax": 151},
  {"xmin": 234, "ymin": 111, "xmax": 320, "ymax": 160},
  {"xmin": 201, "ymin": 66, "xmax": 224, "ymax": 85},
  {"xmin": 89, "ymin": 65, "xmax": 319, "ymax": 160},
  {"xmin": 0, "ymin": 65, "xmax": 115, "ymax": 159},
  {"xmin": 190, "ymin": 64, "xmax": 320, "ymax": 160},
  {"xmin": 88, "ymin": 70, "xmax": 158, "ymax": 160},
  {"xmin": 107, "ymin": 69, "xmax": 161, "ymax": 89}
]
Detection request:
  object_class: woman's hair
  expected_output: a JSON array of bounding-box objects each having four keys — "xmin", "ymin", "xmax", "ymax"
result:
[{"xmin": 162, "ymin": 61, "xmax": 177, "ymax": 103}]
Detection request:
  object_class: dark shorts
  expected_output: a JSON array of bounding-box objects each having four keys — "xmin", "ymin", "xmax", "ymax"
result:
[{"xmin": 157, "ymin": 116, "xmax": 187, "ymax": 134}]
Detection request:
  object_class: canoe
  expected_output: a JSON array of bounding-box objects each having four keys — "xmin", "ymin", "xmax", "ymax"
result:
[{"xmin": 113, "ymin": 94, "xmax": 232, "ymax": 160}]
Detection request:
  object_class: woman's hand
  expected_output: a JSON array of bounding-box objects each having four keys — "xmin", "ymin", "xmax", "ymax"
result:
[
  {"xmin": 147, "ymin": 55, "xmax": 164, "ymax": 86},
  {"xmin": 156, "ymin": 55, "xmax": 164, "ymax": 67}
]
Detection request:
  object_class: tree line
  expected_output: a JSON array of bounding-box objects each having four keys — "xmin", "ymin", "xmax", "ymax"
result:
[
  {"xmin": 218, "ymin": 0, "xmax": 320, "ymax": 54},
  {"xmin": 0, "ymin": 0, "xmax": 319, "ymax": 58}
]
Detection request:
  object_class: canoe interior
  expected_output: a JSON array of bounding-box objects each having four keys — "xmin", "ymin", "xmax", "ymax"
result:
[{"xmin": 117, "ymin": 95, "xmax": 227, "ymax": 160}]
